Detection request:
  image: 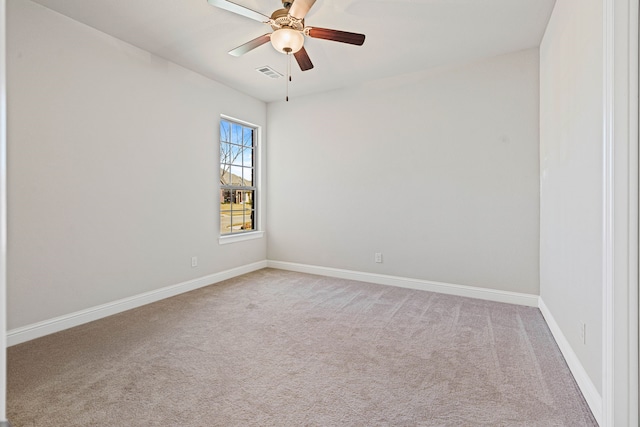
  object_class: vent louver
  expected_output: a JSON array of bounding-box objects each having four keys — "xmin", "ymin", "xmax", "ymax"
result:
[{"xmin": 256, "ymin": 66, "xmax": 283, "ymax": 79}]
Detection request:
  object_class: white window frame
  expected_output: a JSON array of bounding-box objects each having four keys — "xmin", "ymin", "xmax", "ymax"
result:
[{"xmin": 218, "ymin": 114, "xmax": 264, "ymax": 245}]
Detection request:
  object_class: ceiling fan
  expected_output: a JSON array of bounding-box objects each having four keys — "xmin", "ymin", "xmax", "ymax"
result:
[{"xmin": 207, "ymin": 0, "xmax": 366, "ymax": 71}]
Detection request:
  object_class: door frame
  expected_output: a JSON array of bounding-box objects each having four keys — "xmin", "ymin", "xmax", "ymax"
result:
[{"xmin": 602, "ymin": 0, "xmax": 639, "ymax": 425}]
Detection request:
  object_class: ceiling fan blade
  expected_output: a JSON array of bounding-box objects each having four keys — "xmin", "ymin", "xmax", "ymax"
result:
[
  {"xmin": 288, "ymin": 0, "xmax": 317, "ymax": 20},
  {"xmin": 307, "ymin": 27, "xmax": 366, "ymax": 46},
  {"xmin": 228, "ymin": 34, "xmax": 271, "ymax": 57},
  {"xmin": 293, "ymin": 47, "xmax": 314, "ymax": 71},
  {"xmin": 207, "ymin": 0, "xmax": 270, "ymax": 23}
]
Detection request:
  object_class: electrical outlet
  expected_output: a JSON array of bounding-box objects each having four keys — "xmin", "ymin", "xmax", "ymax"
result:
[
  {"xmin": 579, "ymin": 322, "xmax": 586, "ymax": 344},
  {"xmin": 374, "ymin": 253, "xmax": 383, "ymax": 263},
  {"xmin": 191, "ymin": 256, "xmax": 198, "ymax": 268}
]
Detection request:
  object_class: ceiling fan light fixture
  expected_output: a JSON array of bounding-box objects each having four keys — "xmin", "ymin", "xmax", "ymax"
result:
[{"xmin": 270, "ymin": 28, "xmax": 304, "ymax": 54}]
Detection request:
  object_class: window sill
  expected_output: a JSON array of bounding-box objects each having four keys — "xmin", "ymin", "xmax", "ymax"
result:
[{"xmin": 219, "ymin": 231, "xmax": 265, "ymax": 245}]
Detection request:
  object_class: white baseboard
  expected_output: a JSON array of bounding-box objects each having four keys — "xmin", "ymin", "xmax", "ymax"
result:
[
  {"xmin": 7, "ymin": 260, "xmax": 268, "ymax": 346},
  {"xmin": 538, "ymin": 298, "xmax": 602, "ymax": 425},
  {"xmin": 267, "ymin": 260, "xmax": 539, "ymax": 307}
]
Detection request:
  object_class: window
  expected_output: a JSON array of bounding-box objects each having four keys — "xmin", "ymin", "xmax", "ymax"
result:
[{"xmin": 219, "ymin": 118, "xmax": 257, "ymax": 237}]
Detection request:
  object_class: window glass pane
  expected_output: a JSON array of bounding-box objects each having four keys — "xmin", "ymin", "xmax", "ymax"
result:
[
  {"xmin": 243, "ymin": 128, "xmax": 253, "ymax": 147},
  {"xmin": 220, "ymin": 174, "xmax": 226, "ymax": 185},
  {"xmin": 231, "ymin": 123, "xmax": 243, "ymax": 144},
  {"xmin": 242, "ymin": 167, "xmax": 253, "ymax": 186},
  {"xmin": 220, "ymin": 143, "xmax": 227, "ymax": 165},
  {"xmin": 220, "ymin": 166, "xmax": 231, "ymax": 185},
  {"xmin": 242, "ymin": 216, "xmax": 254, "ymax": 231},
  {"xmin": 230, "ymin": 144, "xmax": 243, "ymax": 166},
  {"xmin": 228, "ymin": 165, "xmax": 242, "ymax": 184},
  {"xmin": 242, "ymin": 146, "xmax": 253, "ymax": 169},
  {"xmin": 220, "ymin": 189, "xmax": 233, "ymax": 205},
  {"xmin": 220, "ymin": 121, "xmax": 231, "ymax": 142},
  {"xmin": 220, "ymin": 142, "xmax": 242, "ymax": 167},
  {"xmin": 243, "ymin": 190, "xmax": 254, "ymax": 206},
  {"xmin": 228, "ymin": 210, "xmax": 235, "ymax": 233}
]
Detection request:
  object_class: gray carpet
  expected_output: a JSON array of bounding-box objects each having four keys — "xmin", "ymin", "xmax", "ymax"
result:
[{"xmin": 8, "ymin": 268, "xmax": 597, "ymax": 426}]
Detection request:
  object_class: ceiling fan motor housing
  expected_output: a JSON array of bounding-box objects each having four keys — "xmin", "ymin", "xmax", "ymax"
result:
[{"xmin": 270, "ymin": 8, "xmax": 304, "ymax": 31}]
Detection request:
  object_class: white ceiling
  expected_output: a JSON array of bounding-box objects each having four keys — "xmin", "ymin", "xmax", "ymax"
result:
[{"xmin": 29, "ymin": 0, "xmax": 556, "ymax": 103}]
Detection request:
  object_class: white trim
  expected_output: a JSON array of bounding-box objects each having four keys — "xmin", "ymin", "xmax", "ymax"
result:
[
  {"xmin": 220, "ymin": 114, "xmax": 258, "ymax": 129},
  {"xmin": 602, "ymin": 0, "xmax": 640, "ymax": 425},
  {"xmin": 219, "ymin": 230, "xmax": 264, "ymax": 245},
  {"xmin": 0, "ymin": 0, "xmax": 7, "ymax": 422},
  {"xmin": 7, "ymin": 261, "xmax": 267, "ymax": 347},
  {"xmin": 267, "ymin": 260, "xmax": 539, "ymax": 307},
  {"xmin": 539, "ymin": 298, "xmax": 603, "ymax": 425},
  {"xmin": 626, "ymin": 0, "xmax": 639, "ymax": 424}
]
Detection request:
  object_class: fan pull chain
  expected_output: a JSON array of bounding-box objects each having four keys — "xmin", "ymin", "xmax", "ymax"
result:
[{"xmin": 285, "ymin": 49, "xmax": 292, "ymax": 102}]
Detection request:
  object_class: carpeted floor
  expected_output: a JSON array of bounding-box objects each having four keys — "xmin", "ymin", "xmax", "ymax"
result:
[{"xmin": 8, "ymin": 268, "xmax": 597, "ymax": 426}]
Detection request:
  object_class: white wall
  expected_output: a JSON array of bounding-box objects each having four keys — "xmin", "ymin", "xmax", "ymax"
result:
[
  {"xmin": 539, "ymin": 0, "xmax": 603, "ymax": 397},
  {"xmin": 7, "ymin": 0, "xmax": 267, "ymax": 330},
  {"xmin": 267, "ymin": 49, "xmax": 540, "ymax": 295}
]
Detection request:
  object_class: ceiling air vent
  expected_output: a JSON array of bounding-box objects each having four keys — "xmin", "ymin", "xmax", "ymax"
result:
[{"xmin": 256, "ymin": 66, "xmax": 283, "ymax": 79}]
